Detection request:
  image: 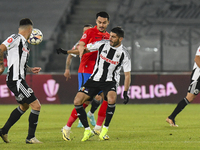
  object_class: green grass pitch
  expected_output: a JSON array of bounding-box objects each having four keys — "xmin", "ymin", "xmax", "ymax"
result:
[{"xmin": 0, "ymin": 104, "xmax": 200, "ymax": 150}]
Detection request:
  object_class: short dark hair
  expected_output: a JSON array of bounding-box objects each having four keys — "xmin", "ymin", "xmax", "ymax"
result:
[
  {"xmin": 111, "ymin": 27, "xmax": 124, "ymax": 38},
  {"xmin": 19, "ymin": 18, "xmax": 33, "ymax": 26},
  {"xmin": 96, "ymin": 11, "xmax": 109, "ymax": 21},
  {"xmin": 84, "ymin": 24, "xmax": 93, "ymax": 28}
]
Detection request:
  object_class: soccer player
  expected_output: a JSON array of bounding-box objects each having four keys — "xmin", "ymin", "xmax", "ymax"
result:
[
  {"xmin": 166, "ymin": 46, "xmax": 200, "ymax": 127},
  {"xmin": 74, "ymin": 27, "xmax": 131, "ymax": 141},
  {"xmin": 63, "ymin": 24, "xmax": 95, "ymax": 128},
  {"xmin": 0, "ymin": 18, "xmax": 42, "ymax": 144},
  {"xmin": 57, "ymin": 11, "xmax": 110, "ymax": 141}
]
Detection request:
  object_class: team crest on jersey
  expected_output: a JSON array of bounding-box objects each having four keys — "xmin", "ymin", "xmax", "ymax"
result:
[
  {"xmin": 116, "ymin": 53, "xmax": 120, "ymax": 58},
  {"xmin": 103, "ymin": 50, "xmax": 107, "ymax": 54},
  {"xmin": 7, "ymin": 38, "xmax": 13, "ymax": 43},
  {"xmin": 81, "ymin": 33, "xmax": 87, "ymax": 39}
]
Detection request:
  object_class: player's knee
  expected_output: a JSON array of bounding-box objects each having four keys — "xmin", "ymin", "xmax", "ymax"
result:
[
  {"xmin": 20, "ymin": 104, "xmax": 29, "ymax": 111},
  {"xmin": 74, "ymin": 97, "xmax": 82, "ymax": 105},
  {"xmin": 107, "ymin": 98, "xmax": 116, "ymax": 104}
]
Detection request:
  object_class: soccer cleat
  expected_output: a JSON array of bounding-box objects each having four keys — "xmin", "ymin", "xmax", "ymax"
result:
[
  {"xmin": 61, "ymin": 127, "xmax": 71, "ymax": 141},
  {"xmin": 81, "ymin": 130, "xmax": 94, "ymax": 142},
  {"xmin": 93, "ymin": 128, "xmax": 109, "ymax": 140},
  {"xmin": 0, "ymin": 128, "xmax": 10, "ymax": 143},
  {"xmin": 166, "ymin": 117, "xmax": 178, "ymax": 127},
  {"xmin": 87, "ymin": 112, "xmax": 96, "ymax": 126},
  {"xmin": 77, "ymin": 121, "xmax": 84, "ymax": 128},
  {"xmin": 99, "ymin": 127, "xmax": 109, "ymax": 141},
  {"xmin": 26, "ymin": 137, "xmax": 42, "ymax": 144}
]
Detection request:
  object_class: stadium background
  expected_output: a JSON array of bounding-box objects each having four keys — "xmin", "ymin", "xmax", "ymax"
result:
[{"xmin": 1, "ymin": 0, "xmax": 200, "ymax": 104}]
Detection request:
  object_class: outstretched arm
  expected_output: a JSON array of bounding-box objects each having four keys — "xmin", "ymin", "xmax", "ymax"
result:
[
  {"xmin": 26, "ymin": 65, "xmax": 41, "ymax": 74},
  {"xmin": 0, "ymin": 44, "xmax": 7, "ymax": 75}
]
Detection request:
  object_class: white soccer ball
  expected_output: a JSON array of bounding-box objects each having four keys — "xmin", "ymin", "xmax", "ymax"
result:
[{"xmin": 28, "ymin": 28, "xmax": 43, "ymax": 45}]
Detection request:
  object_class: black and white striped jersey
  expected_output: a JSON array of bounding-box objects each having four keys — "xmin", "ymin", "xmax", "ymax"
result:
[
  {"xmin": 2, "ymin": 34, "xmax": 29, "ymax": 81},
  {"xmin": 87, "ymin": 40, "xmax": 131, "ymax": 84}
]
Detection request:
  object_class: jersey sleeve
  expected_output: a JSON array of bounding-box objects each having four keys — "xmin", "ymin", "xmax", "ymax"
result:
[
  {"xmin": 2, "ymin": 34, "xmax": 18, "ymax": 50},
  {"xmin": 196, "ymin": 46, "xmax": 200, "ymax": 56},
  {"xmin": 87, "ymin": 40, "xmax": 107, "ymax": 52},
  {"xmin": 79, "ymin": 29, "xmax": 91, "ymax": 45},
  {"xmin": 70, "ymin": 41, "xmax": 79, "ymax": 57},
  {"xmin": 122, "ymin": 52, "xmax": 131, "ymax": 72}
]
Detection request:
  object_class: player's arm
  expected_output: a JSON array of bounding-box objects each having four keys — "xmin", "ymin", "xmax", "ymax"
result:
[
  {"xmin": 0, "ymin": 44, "xmax": 7, "ymax": 75},
  {"xmin": 64, "ymin": 54, "xmax": 73, "ymax": 81},
  {"xmin": 123, "ymin": 71, "xmax": 131, "ymax": 104},
  {"xmin": 56, "ymin": 48, "xmax": 80, "ymax": 55},
  {"xmin": 78, "ymin": 41, "xmax": 86, "ymax": 58},
  {"xmin": 194, "ymin": 55, "xmax": 200, "ymax": 68},
  {"xmin": 26, "ymin": 65, "xmax": 41, "ymax": 74}
]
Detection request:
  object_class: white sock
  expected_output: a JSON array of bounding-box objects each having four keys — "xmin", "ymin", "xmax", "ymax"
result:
[
  {"xmin": 94, "ymin": 125, "xmax": 101, "ymax": 130},
  {"xmin": 88, "ymin": 111, "xmax": 93, "ymax": 116},
  {"xmin": 103, "ymin": 125, "xmax": 109, "ymax": 129},
  {"xmin": 64, "ymin": 125, "xmax": 71, "ymax": 130},
  {"xmin": 85, "ymin": 127, "xmax": 91, "ymax": 130}
]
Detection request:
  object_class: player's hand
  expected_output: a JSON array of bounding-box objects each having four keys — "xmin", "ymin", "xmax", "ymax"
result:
[
  {"xmin": 0, "ymin": 65, "xmax": 5, "ymax": 75},
  {"xmin": 64, "ymin": 69, "xmax": 71, "ymax": 81},
  {"xmin": 56, "ymin": 48, "xmax": 68, "ymax": 54},
  {"xmin": 31, "ymin": 67, "xmax": 42, "ymax": 74},
  {"xmin": 123, "ymin": 91, "xmax": 129, "ymax": 104}
]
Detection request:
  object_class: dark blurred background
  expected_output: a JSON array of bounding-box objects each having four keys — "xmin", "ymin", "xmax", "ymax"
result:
[{"xmin": 1, "ymin": 0, "xmax": 200, "ymax": 73}]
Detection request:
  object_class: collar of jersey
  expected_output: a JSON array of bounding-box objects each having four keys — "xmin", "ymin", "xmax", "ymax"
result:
[
  {"xmin": 18, "ymin": 33, "xmax": 27, "ymax": 42},
  {"xmin": 110, "ymin": 43, "xmax": 123, "ymax": 49}
]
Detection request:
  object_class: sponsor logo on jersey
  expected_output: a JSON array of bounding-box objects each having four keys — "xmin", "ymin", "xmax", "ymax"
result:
[
  {"xmin": 7, "ymin": 38, "xmax": 13, "ymax": 43},
  {"xmin": 100, "ymin": 54, "xmax": 119, "ymax": 65},
  {"xmin": 22, "ymin": 47, "xmax": 29, "ymax": 53},
  {"xmin": 81, "ymin": 33, "xmax": 87, "ymax": 39}
]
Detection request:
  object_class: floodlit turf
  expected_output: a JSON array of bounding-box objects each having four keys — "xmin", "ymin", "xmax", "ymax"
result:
[{"xmin": 0, "ymin": 104, "xmax": 200, "ymax": 150}]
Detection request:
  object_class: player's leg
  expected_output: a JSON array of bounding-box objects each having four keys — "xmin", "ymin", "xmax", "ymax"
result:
[
  {"xmin": 166, "ymin": 79, "xmax": 200, "ymax": 127},
  {"xmin": 99, "ymin": 90, "xmax": 117, "ymax": 140},
  {"xmin": 0, "ymin": 80, "xmax": 29, "ymax": 143},
  {"xmin": 0, "ymin": 103, "xmax": 29, "ymax": 143},
  {"xmin": 166, "ymin": 92, "xmax": 196, "ymax": 127},
  {"xmin": 26, "ymin": 99, "xmax": 42, "ymax": 144},
  {"xmin": 74, "ymin": 92, "xmax": 94, "ymax": 141},
  {"xmin": 87, "ymin": 95, "xmax": 102, "ymax": 126}
]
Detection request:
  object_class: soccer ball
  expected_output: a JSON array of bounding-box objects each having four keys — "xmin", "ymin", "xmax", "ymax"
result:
[{"xmin": 28, "ymin": 28, "xmax": 43, "ymax": 45}]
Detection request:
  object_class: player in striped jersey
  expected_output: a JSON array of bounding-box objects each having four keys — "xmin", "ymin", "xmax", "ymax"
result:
[
  {"xmin": 74, "ymin": 27, "xmax": 131, "ymax": 141},
  {"xmin": 166, "ymin": 46, "xmax": 200, "ymax": 127},
  {"xmin": 0, "ymin": 18, "xmax": 42, "ymax": 144}
]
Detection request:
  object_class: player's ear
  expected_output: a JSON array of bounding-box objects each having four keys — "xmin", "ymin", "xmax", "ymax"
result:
[{"xmin": 119, "ymin": 37, "xmax": 123, "ymax": 42}]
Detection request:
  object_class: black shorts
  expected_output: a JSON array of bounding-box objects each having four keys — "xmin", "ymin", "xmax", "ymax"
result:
[
  {"xmin": 78, "ymin": 79, "xmax": 117, "ymax": 101},
  {"xmin": 7, "ymin": 79, "xmax": 37, "ymax": 104},
  {"xmin": 188, "ymin": 80, "xmax": 200, "ymax": 95}
]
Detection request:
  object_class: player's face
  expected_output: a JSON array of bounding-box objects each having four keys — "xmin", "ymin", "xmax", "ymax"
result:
[
  {"xmin": 83, "ymin": 27, "xmax": 91, "ymax": 33},
  {"xmin": 109, "ymin": 32, "xmax": 123, "ymax": 47},
  {"xmin": 96, "ymin": 16, "xmax": 109, "ymax": 32}
]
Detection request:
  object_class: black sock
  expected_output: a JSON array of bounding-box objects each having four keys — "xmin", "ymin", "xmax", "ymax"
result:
[
  {"xmin": 2, "ymin": 106, "xmax": 25, "ymax": 134},
  {"xmin": 104, "ymin": 104, "xmax": 116, "ymax": 127},
  {"xmin": 27, "ymin": 110, "xmax": 40, "ymax": 139},
  {"xmin": 169, "ymin": 98, "xmax": 190, "ymax": 119},
  {"xmin": 75, "ymin": 105, "xmax": 89, "ymax": 128},
  {"xmin": 90, "ymin": 98, "xmax": 101, "ymax": 114}
]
